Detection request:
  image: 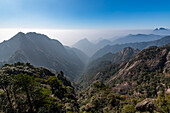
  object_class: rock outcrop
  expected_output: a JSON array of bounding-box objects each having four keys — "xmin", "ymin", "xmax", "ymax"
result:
[
  {"xmin": 136, "ymin": 99, "xmax": 155, "ymax": 112},
  {"xmin": 136, "ymin": 99, "xmax": 163, "ymax": 113}
]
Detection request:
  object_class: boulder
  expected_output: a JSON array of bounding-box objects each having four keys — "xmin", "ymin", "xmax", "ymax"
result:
[{"xmin": 136, "ymin": 99, "xmax": 155, "ymax": 112}]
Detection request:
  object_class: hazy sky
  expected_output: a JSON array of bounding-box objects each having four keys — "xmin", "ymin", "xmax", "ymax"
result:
[
  {"xmin": 0, "ymin": 0, "xmax": 169, "ymax": 45},
  {"xmin": 0, "ymin": 28, "xmax": 152, "ymax": 45}
]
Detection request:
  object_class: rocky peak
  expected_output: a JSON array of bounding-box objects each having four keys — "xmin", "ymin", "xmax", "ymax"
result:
[
  {"xmin": 11, "ymin": 32, "xmax": 26, "ymax": 40},
  {"xmin": 107, "ymin": 45, "xmax": 170, "ymax": 90},
  {"xmin": 154, "ymin": 27, "xmax": 168, "ymax": 31},
  {"xmin": 26, "ymin": 32, "xmax": 50, "ymax": 40},
  {"xmin": 120, "ymin": 47, "xmax": 139, "ymax": 55},
  {"xmin": 16, "ymin": 32, "xmax": 25, "ymax": 36}
]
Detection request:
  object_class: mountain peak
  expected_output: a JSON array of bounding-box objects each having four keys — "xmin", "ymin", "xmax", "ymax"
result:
[
  {"xmin": 25, "ymin": 32, "xmax": 50, "ymax": 40},
  {"xmin": 153, "ymin": 28, "xmax": 170, "ymax": 35},
  {"xmin": 121, "ymin": 47, "xmax": 134, "ymax": 51},
  {"xmin": 120, "ymin": 47, "xmax": 139, "ymax": 56},
  {"xmin": 26, "ymin": 32, "xmax": 43, "ymax": 35},
  {"xmin": 154, "ymin": 27, "xmax": 168, "ymax": 31},
  {"xmin": 72, "ymin": 38, "xmax": 94, "ymax": 56},
  {"xmin": 73, "ymin": 38, "xmax": 92, "ymax": 46},
  {"xmin": 16, "ymin": 32, "xmax": 25, "ymax": 36},
  {"xmin": 10, "ymin": 32, "xmax": 26, "ymax": 40},
  {"xmin": 80, "ymin": 38, "xmax": 89, "ymax": 42}
]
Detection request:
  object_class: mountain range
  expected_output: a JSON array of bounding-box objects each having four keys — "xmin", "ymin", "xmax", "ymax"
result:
[
  {"xmin": 112, "ymin": 34, "xmax": 162, "ymax": 44},
  {"xmin": 78, "ymin": 43, "xmax": 170, "ymax": 93},
  {"xmin": 152, "ymin": 27, "xmax": 170, "ymax": 35},
  {"xmin": 76, "ymin": 43, "xmax": 170, "ymax": 112},
  {"xmin": 0, "ymin": 32, "xmax": 86, "ymax": 80},
  {"xmin": 73, "ymin": 33, "xmax": 163, "ymax": 56},
  {"xmin": 96, "ymin": 45, "xmax": 170, "ymax": 95},
  {"xmin": 0, "ymin": 31, "xmax": 170, "ymax": 113},
  {"xmin": 0, "ymin": 31, "xmax": 170, "ymax": 82},
  {"xmin": 90, "ymin": 36, "xmax": 170, "ymax": 61},
  {"xmin": 78, "ymin": 47, "xmax": 140, "ymax": 87}
]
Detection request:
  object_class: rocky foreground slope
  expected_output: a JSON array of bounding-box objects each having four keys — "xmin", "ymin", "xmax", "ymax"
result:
[{"xmin": 0, "ymin": 63, "xmax": 79, "ymax": 112}]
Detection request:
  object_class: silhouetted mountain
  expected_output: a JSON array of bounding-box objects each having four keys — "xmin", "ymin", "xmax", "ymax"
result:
[
  {"xmin": 152, "ymin": 27, "xmax": 170, "ymax": 35},
  {"xmin": 90, "ymin": 36, "xmax": 170, "ymax": 61},
  {"xmin": 65, "ymin": 46, "xmax": 89, "ymax": 64},
  {"xmin": 72, "ymin": 38, "xmax": 95, "ymax": 56},
  {"xmin": 154, "ymin": 27, "xmax": 168, "ymax": 31},
  {"xmin": 0, "ymin": 32, "xmax": 85, "ymax": 80},
  {"xmin": 97, "ymin": 39, "xmax": 112, "ymax": 47},
  {"xmin": 73, "ymin": 38, "xmax": 113, "ymax": 57}
]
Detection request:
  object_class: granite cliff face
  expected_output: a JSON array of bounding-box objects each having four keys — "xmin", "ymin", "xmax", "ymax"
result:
[
  {"xmin": 79, "ymin": 45, "xmax": 170, "ymax": 96},
  {"xmin": 78, "ymin": 47, "xmax": 140, "ymax": 88},
  {"xmin": 76, "ymin": 44, "xmax": 170, "ymax": 113},
  {"xmin": 101, "ymin": 45, "xmax": 170, "ymax": 96},
  {"xmin": 108, "ymin": 46, "xmax": 170, "ymax": 84}
]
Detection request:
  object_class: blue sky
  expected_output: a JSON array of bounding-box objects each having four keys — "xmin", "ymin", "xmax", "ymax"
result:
[{"xmin": 0, "ymin": 0, "xmax": 170, "ymax": 29}]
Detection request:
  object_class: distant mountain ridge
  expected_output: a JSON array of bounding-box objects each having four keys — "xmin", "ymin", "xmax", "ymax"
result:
[
  {"xmin": 90, "ymin": 36, "xmax": 170, "ymax": 61},
  {"xmin": 72, "ymin": 38, "xmax": 96, "ymax": 56},
  {"xmin": 0, "ymin": 32, "xmax": 86, "ymax": 80},
  {"xmin": 73, "ymin": 34, "xmax": 163, "ymax": 56},
  {"xmin": 65, "ymin": 46, "xmax": 89, "ymax": 64},
  {"xmin": 152, "ymin": 27, "xmax": 170, "ymax": 35},
  {"xmin": 112, "ymin": 34, "xmax": 162, "ymax": 44}
]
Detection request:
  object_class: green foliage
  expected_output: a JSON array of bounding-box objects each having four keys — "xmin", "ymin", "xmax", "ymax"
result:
[
  {"xmin": 57, "ymin": 71, "xmax": 72, "ymax": 87},
  {"xmin": 0, "ymin": 74, "xmax": 11, "ymax": 90},
  {"xmin": 92, "ymin": 81, "xmax": 106, "ymax": 89},
  {"xmin": 13, "ymin": 73, "xmax": 40, "ymax": 112},
  {"xmin": 14, "ymin": 62, "xmax": 25, "ymax": 66},
  {"xmin": 121, "ymin": 104, "xmax": 135, "ymax": 113},
  {"xmin": 1, "ymin": 45, "xmax": 170, "ymax": 113},
  {"xmin": 13, "ymin": 73, "xmax": 36, "ymax": 88},
  {"xmin": 78, "ymin": 81, "xmax": 121, "ymax": 112},
  {"xmin": 41, "ymin": 87, "xmax": 52, "ymax": 95},
  {"xmin": 0, "ymin": 63, "xmax": 79, "ymax": 113},
  {"xmin": 45, "ymin": 76, "xmax": 62, "ymax": 92},
  {"xmin": 0, "ymin": 74, "xmax": 13, "ymax": 111},
  {"xmin": 154, "ymin": 92, "xmax": 170, "ymax": 113}
]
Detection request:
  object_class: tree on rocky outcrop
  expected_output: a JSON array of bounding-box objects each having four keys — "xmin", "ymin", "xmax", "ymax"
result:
[
  {"xmin": 13, "ymin": 73, "xmax": 36, "ymax": 112},
  {"xmin": 0, "ymin": 74, "xmax": 13, "ymax": 111},
  {"xmin": 57, "ymin": 71, "xmax": 72, "ymax": 87},
  {"xmin": 45, "ymin": 76, "xmax": 62, "ymax": 94}
]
